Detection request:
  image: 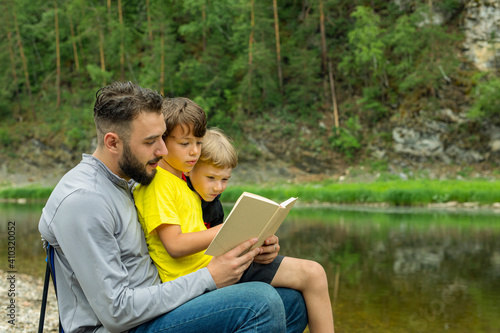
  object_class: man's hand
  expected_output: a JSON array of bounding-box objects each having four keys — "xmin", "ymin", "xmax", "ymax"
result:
[
  {"xmin": 207, "ymin": 238, "xmax": 261, "ymax": 288},
  {"xmin": 254, "ymin": 235, "xmax": 280, "ymax": 265}
]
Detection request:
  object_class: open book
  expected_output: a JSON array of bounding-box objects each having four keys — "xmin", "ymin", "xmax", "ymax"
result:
[{"xmin": 205, "ymin": 192, "xmax": 297, "ymax": 256}]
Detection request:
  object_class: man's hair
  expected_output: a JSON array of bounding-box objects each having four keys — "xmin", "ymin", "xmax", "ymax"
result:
[
  {"xmin": 94, "ymin": 81, "xmax": 163, "ymax": 145},
  {"xmin": 162, "ymin": 97, "xmax": 207, "ymax": 138},
  {"xmin": 197, "ymin": 128, "xmax": 238, "ymax": 169}
]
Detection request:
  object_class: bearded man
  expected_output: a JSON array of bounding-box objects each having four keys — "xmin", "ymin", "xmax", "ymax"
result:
[{"xmin": 39, "ymin": 81, "xmax": 307, "ymax": 333}]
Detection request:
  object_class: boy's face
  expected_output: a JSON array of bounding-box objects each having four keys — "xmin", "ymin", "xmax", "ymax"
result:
[
  {"xmin": 189, "ymin": 162, "xmax": 232, "ymax": 202},
  {"xmin": 161, "ymin": 124, "xmax": 203, "ymax": 178}
]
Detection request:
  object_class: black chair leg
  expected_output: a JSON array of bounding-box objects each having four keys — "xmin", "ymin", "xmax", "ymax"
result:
[{"xmin": 38, "ymin": 261, "xmax": 51, "ymax": 333}]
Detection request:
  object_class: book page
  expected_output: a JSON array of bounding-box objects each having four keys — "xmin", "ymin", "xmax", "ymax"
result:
[
  {"xmin": 205, "ymin": 193, "xmax": 281, "ymax": 256},
  {"xmin": 256, "ymin": 197, "xmax": 297, "ymax": 243}
]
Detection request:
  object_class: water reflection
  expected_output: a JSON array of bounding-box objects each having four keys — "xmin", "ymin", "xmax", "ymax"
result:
[
  {"xmin": 1, "ymin": 203, "xmax": 499, "ymax": 332},
  {"xmin": 275, "ymin": 206, "xmax": 500, "ymax": 333},
  {"xmin": 0, "ymin": 203, "xmax": 46, "ymax": 276}
]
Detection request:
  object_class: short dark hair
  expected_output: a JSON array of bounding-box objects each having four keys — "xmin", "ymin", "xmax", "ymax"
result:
[
  {"xmin": 94, "ymin": 81, "xmax": 163, "ymax": 145},
  {"xmin": 162, "ymin": 97, "xmax": 207, "ymax": 138}
]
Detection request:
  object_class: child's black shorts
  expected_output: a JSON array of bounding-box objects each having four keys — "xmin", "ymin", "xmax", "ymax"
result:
[{"xmin": 238, "ymin": 255, "xmax": 284, "ymax": 284}]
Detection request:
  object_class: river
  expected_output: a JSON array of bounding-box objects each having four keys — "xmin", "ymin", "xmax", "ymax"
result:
[{"xmin": 1, "ymin": 202, "xmax": 499, "ymax": 332}]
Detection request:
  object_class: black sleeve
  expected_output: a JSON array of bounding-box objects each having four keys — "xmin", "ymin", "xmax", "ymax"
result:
[{"xmin": 201, "ymin": 195, "xmax": 224, "ymax": 228}]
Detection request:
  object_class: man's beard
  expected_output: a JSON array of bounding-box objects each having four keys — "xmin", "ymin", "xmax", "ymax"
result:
[{"xmin": 119, "ymin": 142, "xmax": 160, "ymax": 185}]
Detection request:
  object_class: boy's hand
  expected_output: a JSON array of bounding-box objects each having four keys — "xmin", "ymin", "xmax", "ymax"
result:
[
  {"xmin": 207, "ymin": 238, "xmax": 261, "ymax": 288},
  {"xmin": 254, "ymin": 235, "xmax": 280, "ymax": 265}
]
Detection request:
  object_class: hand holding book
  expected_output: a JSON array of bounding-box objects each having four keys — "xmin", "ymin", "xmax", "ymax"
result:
[{"xmin": 205, "ymin": 192, "xmax": 297, "ymax": 256}]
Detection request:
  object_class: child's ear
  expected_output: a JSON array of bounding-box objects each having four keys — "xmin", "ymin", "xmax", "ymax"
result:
[{"xmin": 103, "ymin": 132, "xmax": 121, "ymax": 155}]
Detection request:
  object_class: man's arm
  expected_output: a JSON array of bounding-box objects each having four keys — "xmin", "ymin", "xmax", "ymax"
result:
[{"xmin": 53, "ymin": 191, "xmax": 217, "ymax": 332}]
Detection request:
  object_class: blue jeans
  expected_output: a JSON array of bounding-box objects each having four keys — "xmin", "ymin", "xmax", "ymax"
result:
[{"xmin": 131, "ymin": 282, "xmax": 307, "ymax": 333}]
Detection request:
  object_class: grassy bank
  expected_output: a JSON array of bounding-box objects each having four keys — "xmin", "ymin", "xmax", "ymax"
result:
[
  {"xmin": 3, "ymin": 179, "xmax": 499, "ymax": 207},
  {"xmin": 0, "ymin": 186, "xmax": 54, "ymax": 200},
  {"xmin": 223, "ymin": 179, "xmax": 500, "ymax": 206}
]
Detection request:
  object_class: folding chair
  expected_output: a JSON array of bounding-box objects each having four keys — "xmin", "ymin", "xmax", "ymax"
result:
[{"xmin": 38, "ymin": 243, "xmax": 64, "ymax": 333}]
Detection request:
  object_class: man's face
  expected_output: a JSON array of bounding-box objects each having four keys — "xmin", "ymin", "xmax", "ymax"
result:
[
  {"xmin": 189, "ymin": 162, "xmax": 232, "ymax": 202},
  {"xmin": 118, "ymin": 112, "xmax": 167, "ymax": 185}
]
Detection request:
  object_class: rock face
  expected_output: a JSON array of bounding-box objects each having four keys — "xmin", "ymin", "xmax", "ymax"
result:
[
  {"xmin": 463, "ymin": 0, "xmax": 500, "ymax": 71},
  {"xmin": 391, "ymin": 109, "xmax": 493, "ymax": 164},
  {"xmin": 393, "ymin": 0, "xmax": 500, "ymax": 71}
]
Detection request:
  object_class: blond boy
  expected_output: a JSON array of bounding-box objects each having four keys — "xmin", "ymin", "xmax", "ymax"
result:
[{"xmin": 187, "ymin": 128, "xmax": 335, "ymax": 333}]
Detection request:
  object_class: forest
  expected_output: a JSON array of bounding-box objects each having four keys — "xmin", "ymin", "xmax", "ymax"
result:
[{"xmin": 1, "ymin": 0, "xmax": 499, "ymax": 178}]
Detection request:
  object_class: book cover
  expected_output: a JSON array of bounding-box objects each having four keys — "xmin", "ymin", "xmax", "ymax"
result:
[{"xmin": 205, "ymin": 192, "xmax": 297, "ymax": 256}]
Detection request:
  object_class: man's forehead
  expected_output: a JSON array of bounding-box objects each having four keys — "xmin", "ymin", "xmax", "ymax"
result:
[{"xmin": 131, "ymin": 112, "xmax": 165, "ymax": 136}]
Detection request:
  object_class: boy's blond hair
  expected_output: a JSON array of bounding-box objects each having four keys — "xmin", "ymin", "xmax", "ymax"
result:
[
  {"xmin": 198, "ymin": 128, "xmax": 238, "ymax": 169},
  {"xmin": 162, "ymin": 97, "xmax": 207, "ymax": 137}
]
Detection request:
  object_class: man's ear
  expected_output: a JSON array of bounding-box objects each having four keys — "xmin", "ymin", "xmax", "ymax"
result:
[{"xmin": 103, "ymin": 132, "xmax": 122, "ymax": 155}]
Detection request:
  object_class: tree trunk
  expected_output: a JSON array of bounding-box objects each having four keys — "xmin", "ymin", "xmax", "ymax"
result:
[
  {"xmin": 118, "ymin": 0, "xmax": 125, "ymax": 81},
  {"xmin": 428, "ymin": 0, "xmax": 435, "ymax": 96},
  {"xmin": 328, "ymin": 61, "xmax": 339, "ymax": 132},
  {"xmin": 55, "ymin": 0, "xmax": 61, "ymax": 108},
  {"xmin": 68, "ymin": 14, "xmax": 80, "ymax": 71},
  {"xmin": 248, "ymin": 0, "xmax": 255, "ymax": 108},
  {"xmin": 98, "ymin": 16, "xmax": 107, "ymax": 86},
  {"xmin": 13, "ymin": 9, "xmax": 34, "ymax": 120},
  {"xmin": 7, "ymin": 30, "xmax": 21, "ymax": 119},
  {"xmin": 160, "ymin": 25, "xmax": 165, "ymax": 96},
  {"xmin": 319, "ymin": 0, "xmax": 329, "ymax": 107},
  {"xmin": 202, "ymin": 1, "xmax": 207, "ymax": 53},
  {"xmin": 272, "ymin": 0, "xmax": 283, "ymax": 92},
  {"xmin": 76, "ymin": 15, "xmax": 86, "ymax": 64},
  {"xmin": 319, "ymin": 0, "xmax": 327, "ymax": 76},
  {"xmin": 146, "ymin": 0, "xmax": 153, "ymax": 42},
  {"xmin": 107, "ymin": 0, "xmax": 112, "ymax": 33},
  {"xmin": 7, "ymin": 31, "xmax": 18, "ymax": 87}
]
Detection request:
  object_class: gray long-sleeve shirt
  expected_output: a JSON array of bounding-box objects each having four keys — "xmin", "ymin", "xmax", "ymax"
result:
[{"xmin": 39, "ymin": 154, "xmax": 217, "ymax": 333}]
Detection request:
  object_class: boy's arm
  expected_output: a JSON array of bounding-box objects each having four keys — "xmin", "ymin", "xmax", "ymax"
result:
[{"xmin": 156, "ymin": 223, "xmax": 222, "ymax": 258}]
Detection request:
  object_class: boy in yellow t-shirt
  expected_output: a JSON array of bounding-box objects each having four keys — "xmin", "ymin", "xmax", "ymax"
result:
[
  {"xmin": 133, "ymin": 97, "xmax": 216, "ymax": 282},
  {"xmin": 134, "ymin": 98, "xmax": 334, "ymax": 333}
]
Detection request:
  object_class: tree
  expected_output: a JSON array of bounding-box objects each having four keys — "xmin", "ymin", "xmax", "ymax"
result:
[
  {"xmin": 272, "ymin": 0, "xmax": 283, "ymax": 92},
  {"xmin": 117, "ymin": 0, "xmax": 125, "ymax": 81},
  {"xmin": 55, "ymin": 0, "xmax": 61, "ymax": 108},
  {"xmin": 248, "ymin": 0, "xmax": 255, "ymax": 108},
  {"xmin": 13, "ymin": 6, "xmax": 34, "ymax": 119}
]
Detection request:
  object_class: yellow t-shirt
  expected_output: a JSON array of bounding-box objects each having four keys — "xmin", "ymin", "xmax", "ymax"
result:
[{"xmin": 133, "ymin": 167, "xmax": 212, "ymax": 282}]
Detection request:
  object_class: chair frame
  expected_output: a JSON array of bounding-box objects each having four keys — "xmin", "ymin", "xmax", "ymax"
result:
[{"xmin": 38, "ymin": 243, "xmax": 63, "ymax": 333}]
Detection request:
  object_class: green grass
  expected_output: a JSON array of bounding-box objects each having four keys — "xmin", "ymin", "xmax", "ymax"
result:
[
  {"xmin": 223, "ymin": 179, "xmax": 500, "ymax": 206},
  {"xmin": 1, "ymin": 179, "xmax": 499, "ymax": 206},
  {"xmin": 0, "ymin": 186, "xmax": 54, "ymax": 200}
]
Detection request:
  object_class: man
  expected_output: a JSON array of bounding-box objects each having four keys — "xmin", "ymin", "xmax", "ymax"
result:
[{"xmin": 39, "ymin": 82, "xmax": 307, "ymax": 333}]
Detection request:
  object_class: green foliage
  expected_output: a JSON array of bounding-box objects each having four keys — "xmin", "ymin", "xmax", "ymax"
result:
[
  {"xmin": 86, "ymin": 64, "xmax": 113, "ymax": 87},
  {"xmin": 222, "ymin": 179, "xmax": 500, "ymax": 206},
  {"xmin": 329, "ymin": 116, "xmax": 362, "ymax": 159},
  {"xmin": 467, "ymin": 73, "xmax": 500, "ymax": 121},
  {"xmin": 339, "ymin": 6, "xmax": 386, "ymax": 87},
  {"xmin": 357, "ymin": 86, "xmax": 389, "ymax": 121},
  {"xmin": 0, "ymin": 0, "xmax": 485, "ymax": 163},
  {"xmin": 0, "ymin": 127, "xmax": 14, "ymax": 147},
  {"xmin": 3, "ymin": 179, "xmax": 500, "ymax": 206},
  {"xmin": 0, "ymin": 186, "xmax": 53, "ymax": 199}
]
